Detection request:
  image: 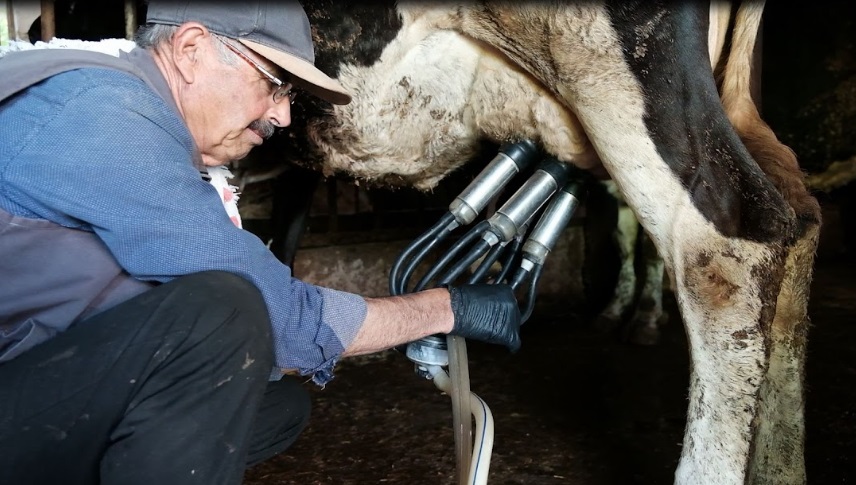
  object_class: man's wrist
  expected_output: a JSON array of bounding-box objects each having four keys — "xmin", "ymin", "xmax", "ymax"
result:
[{"xmin": 427, "ymin": 287, "xmax": 455, "ymax": 334}]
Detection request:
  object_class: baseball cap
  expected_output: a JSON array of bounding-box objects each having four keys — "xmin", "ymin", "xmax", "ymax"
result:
[{"xmin": 145, "ymin": 0, "xmax": 351, "ymax": 105}]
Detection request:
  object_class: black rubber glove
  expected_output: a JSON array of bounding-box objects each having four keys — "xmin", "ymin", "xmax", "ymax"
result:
[{"xmin": 447, "ymin": 284, "xmax": 522, "ymax": 353}]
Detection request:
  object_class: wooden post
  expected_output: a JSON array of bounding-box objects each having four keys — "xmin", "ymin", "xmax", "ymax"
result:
[
  {"xmin": 3, "ymin": 1, "xmax": 11, "ymax": 44},
  {"xmin": 124, "ymin": 0, "xmax": 136, "ymax": 40},
  {"xmin": 326, "ymin": 177, "xmax": 339, "ymax": 233},
  {"xmin": 39, "ymin": 0, "xmax": 53, "ymax": 40}
]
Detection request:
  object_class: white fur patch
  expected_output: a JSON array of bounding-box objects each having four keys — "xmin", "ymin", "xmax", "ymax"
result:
[
  {"xmin": 0, "ymin": 37, "xmax": 137, "ymax": 57},
  {"xmin": 308, "ymin": 9, "xmax": 594, "ymax": 190}
]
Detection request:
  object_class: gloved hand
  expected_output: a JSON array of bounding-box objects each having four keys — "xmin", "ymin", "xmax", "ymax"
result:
[{"xmin": 447, "ymin": 284, "xmax": 521, "ymax": 353}]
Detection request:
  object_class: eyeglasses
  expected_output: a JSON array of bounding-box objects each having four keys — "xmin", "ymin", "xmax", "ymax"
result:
[{"xmin": 216, "ymin": 37, "xmax": 298, "ymax": 105}]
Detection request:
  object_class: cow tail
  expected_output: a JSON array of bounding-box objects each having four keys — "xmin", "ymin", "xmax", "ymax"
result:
[{"xmin": 719, "ymin": 0, "xmax": 821, "ymax": 223}]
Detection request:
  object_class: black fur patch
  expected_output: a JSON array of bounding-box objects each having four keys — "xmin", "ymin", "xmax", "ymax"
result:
[{"xmin": 606, "ymin": 1, "xmax": 793, "ymax": 243}]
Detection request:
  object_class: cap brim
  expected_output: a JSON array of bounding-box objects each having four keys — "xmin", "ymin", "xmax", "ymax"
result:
[{"xmin": 239, "ymin": 39, "xmax": 351, "ymax": 105}]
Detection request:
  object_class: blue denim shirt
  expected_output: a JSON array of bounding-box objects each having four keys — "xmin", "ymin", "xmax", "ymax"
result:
[{"xmin": 0, "ymin": 50, "xmax": 366, "ymax": 385}]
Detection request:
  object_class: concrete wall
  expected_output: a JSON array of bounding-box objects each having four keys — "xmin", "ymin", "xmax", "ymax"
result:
[{"xmin": 6, "ymin": 1, "xmax": 39, "ymax": 41}]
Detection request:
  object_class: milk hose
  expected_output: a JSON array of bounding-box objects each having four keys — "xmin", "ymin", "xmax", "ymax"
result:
[
  {"xmin": 390, "ymin": 140, "xmax": 539, "ymax": 295},
  {"xmin": 391, "ymin": 141, "xmax": 538, "ymax": 482},
  {"xmin": 393, "ymin": 142, "xmax": 586, "ymax": 484},
  {"xmin": 426, "ymin": 364, "xmax": 494, "ymax": 485},
  {"xmin": 420, "ymin": 159, "xmax": 574, "ymax": 483}
]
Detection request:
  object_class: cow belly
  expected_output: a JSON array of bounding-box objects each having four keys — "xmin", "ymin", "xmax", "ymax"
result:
[{"xmin": 309, "ymin": 21, "xmax": 598, "ymax": 190}]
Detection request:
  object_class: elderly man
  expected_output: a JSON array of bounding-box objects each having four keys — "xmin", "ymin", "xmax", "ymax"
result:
[{"xmin": 0, "ymin": 2, "xmax": 521, "ymax": 484}]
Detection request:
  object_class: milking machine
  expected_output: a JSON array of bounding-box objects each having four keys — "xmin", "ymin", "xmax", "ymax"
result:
[{"xmin": 389, "ymin": 140, "xmax": 586, "ymax": 484}]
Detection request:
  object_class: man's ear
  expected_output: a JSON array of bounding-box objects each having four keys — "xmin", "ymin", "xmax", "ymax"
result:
[{"xmin": 170, "ymin": 22, "xmax": 210, "ymax": 84}]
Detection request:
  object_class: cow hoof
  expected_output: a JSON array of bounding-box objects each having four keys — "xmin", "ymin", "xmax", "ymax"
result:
[
  {"xmin": 628, "ymin": 320, "xmax": 661, "ymax": 346},
  {"xmin": 593, "ymin": 313, "xmax": 622, "ymax": 333}
]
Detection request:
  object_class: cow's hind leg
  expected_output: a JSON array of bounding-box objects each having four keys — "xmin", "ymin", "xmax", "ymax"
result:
[
  {"xmin": 539, "ymin": 4, "xmax": 810, "ymax": 482},
  {"xmin": 746, "ymin": 227, "xmax": 817, "ymax": 483},
  {"xmin": 456, "ymin": 2, "xmax": 817, "ymax": 482},
  {"xmin": 625, "ymin": 231, "xmax": 667, "ymax": 346},
  {"xmin": 719, "ymin": 3, "xmax": 822, "ymax": 482},
  {"xmin": 594, "ymin": 181, "xmax": 641, "ymax": 332},
  {"xmin": 593, "ymin": 183, "xmax": 668, "ymax": 345},
  {"xmin": 675, "ymin": 208, "xmax": 818, "ymax": 485}
]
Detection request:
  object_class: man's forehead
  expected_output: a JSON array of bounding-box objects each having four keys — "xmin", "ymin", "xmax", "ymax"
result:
[
  {"xmin": 228, "ymin": 37, "xmax": 288, "ymax": 79},
  {"xmin": 252, "ymin": 52, "xmax": 286, "ymax": 78}
]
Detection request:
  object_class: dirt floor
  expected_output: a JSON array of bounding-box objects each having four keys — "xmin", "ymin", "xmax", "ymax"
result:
[{"xmin": 242, "ymin": 251, "xmax": 856, "ymax": 484}]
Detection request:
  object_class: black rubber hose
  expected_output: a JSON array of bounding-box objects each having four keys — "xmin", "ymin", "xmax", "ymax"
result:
[
  {"xmin": 389, "ymin": 212, "xmax": 456, "ymax": 295},
  {"xmin": 508, "ymin": 265, "xmax": 530, "ymax": 291},
  {"xmin": 467, "ymin": 242, "xmax": 507, "ymax": 284},
  {"xmin": 520, "ymin": 263, "xmax": 544, "ymax": 324},
  {"xmin": 494, "ymin": 233, "xmax": 526, "ymax": 285},
  {"xmin": 396, "ymin": 228, "xmax": 454, "ymax": 295},
  {"xmin": 435, "ymin": 238, "xmax": 492, "ymax": 287},
  {"xmin": 413, "ymin": 220, "xmax": 491, "ymax": 292}
]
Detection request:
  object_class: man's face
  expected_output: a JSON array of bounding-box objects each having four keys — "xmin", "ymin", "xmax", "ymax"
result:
[{"xmin": 184, "ymin": 36, "xmax": 293, "ymax": 166}]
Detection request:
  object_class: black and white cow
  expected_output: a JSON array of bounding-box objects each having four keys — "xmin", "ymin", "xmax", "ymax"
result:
[{"xmin": 266, "ymin": 1, "xmax": 820, "ymax": 483}]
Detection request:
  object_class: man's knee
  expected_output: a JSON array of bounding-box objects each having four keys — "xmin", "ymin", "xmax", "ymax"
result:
[
  {"xmin": 167, "ymin": 271, "xmax": 274, "ymax": 372},
  {"xmin": 179, "ymin": 271, "xmax": 266, "ymax": 310}
]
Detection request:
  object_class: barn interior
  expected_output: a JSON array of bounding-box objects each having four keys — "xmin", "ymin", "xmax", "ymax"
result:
[{"xmin": 2, "ymin": 1, "xmax": 854, "ymax": 483}]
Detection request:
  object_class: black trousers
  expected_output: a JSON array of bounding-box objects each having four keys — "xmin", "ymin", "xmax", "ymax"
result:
[{"xmin": 0, "ymin": 271, "xmax": 310, "ymax": 485}]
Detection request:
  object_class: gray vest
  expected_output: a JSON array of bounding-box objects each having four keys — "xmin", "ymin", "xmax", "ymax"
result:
[{"xmin": 0, "ymin": 48, "xmax": 171, "ymax": 362}]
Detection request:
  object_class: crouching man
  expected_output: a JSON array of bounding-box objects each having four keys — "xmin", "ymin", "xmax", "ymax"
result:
[{"xmin": 0, "ymin": 2, "xmax": 521, "ymax": 484}]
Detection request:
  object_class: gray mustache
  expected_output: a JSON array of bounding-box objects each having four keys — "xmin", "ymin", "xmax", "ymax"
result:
[{"xmin": 249, "ymin": 120, "xmax": 276, "ymax": 139}]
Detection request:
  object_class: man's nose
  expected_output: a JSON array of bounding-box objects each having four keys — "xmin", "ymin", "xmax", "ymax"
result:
[{"xmin": 268, "ymin": 101, "xmax": 292, "ymax": 130}]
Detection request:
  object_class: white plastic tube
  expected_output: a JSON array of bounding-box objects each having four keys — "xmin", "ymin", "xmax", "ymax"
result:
[
  {"xmin": 446, "ymin": 334, "xmax": 473, "ymax": 483},
  {"xmin": 428, "ymin": 365, "xmax": 495, "ymax": 485}
]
